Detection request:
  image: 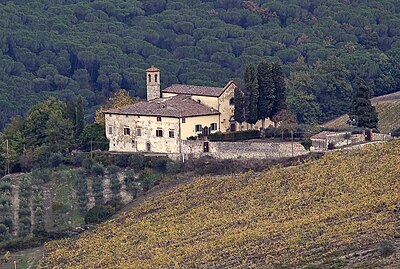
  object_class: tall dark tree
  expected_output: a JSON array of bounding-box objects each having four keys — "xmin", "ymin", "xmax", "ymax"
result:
[
  {"xmin": 351, "ymin": 78, "xmax": 378, "ymax": 129},
  {"xmin": 244, "ymin": 65, "xmax": 259, "ymax": 128},
  {"xmin": 66, "ymin": 99, "xmax": 77, "ymax": 135},
  {"xmin": 233, "ymin": 87, "xmax": 245, "ymax": 130},
  {"xmin": 76, "ymin": 96, "xmax": 85, "ymax": 138},
  {"xmin": 271, "ymin": 62, "xmax": 287, "ymax": 117},
  {"xmin": 257, "ymin": 62, "xmax": 274, "ymax": 128}
]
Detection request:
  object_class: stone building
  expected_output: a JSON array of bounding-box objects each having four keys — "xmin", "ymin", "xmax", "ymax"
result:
[{"xmin": 104, "ymin": 66, "xmax": 267, "ymax": 154}]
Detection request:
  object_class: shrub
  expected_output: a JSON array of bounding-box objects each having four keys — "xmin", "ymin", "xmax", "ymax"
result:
[
  {"xmin": 47, "ymin": 152, "xmax": 63, "ymax": 168},
  {"xmin": 33, "ymin": 207, "xmax": 45, "ymax": 234},
  {"xmin": 138, "ymin": 168, "xmax": 159, "ymax": 193},
  {"xmin": 93, "ymin": 154, "xmax": 111, "ymax": 166},
  {"xmin": 84, "ymin": 205, "xmax": 115, "ymax": 224},
  {"xmin": 91, "ymin": 163, "xmax": 105, "ymax": 176},
  {"xmin": 391, "ymin": 127, "xmax": 400, "ymax": 137},
  {"xmin": 378, "ymin": 240, "xmax": 395, "ymax": 257},
  {"xmin": 0, "ymin": 182, "xmax": 12, "ymax": 193},
  {"xmin": 0, "ymin": 224, "xmax": 10, "ymax": 242},
  {"xmin": 92, "ymin": 176, "xmax": 104, "ymax": 205},
  {"xmin": 110, "ymin": 176, "xmax": 121, "ymax": 193},
  {"xmin": 128, "ymin": 154, "xmax": 144, "ymax": 172},
  {"xmin": 107, "ymin": 165, "xmax": 120, "ymax": 175},
  {"xmin": 166, "ymin": 160, "xmax": 182, "ymax": 174},
  {"xmin": 82, "ymin": 158, "xmax": 94, "ymax": 170},
  {"xmin": 150, "ymin": 157, "xmax": 168, "ymax": 173},
  {"xmin": 327, "ymin": 142, "xmax": 335, "ymax": 150},
  {"xmin": 31, "ymin": 169, "xmax": 51, "ymax": 183},
  {"xmin": 71, "ymin": 154, "xmax": 84, "ymax": 166},
  {"xmin": 301, "ymin": 139, "xmax": 312, "ymax": 150},
  {"xmin": 115, "ymin": 154, "xmax": 130, "ymax": 168},
  {"xmin": 18, "ymin": 216, "xmax": 31, "ymax": 237}
]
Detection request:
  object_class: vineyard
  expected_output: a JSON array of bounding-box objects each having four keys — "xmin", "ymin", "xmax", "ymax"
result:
[
  {"xmin": 39, "ymin": 140, "xmax": 400, "ymax": 268},
  {"xmin": 0, "ymin": 163, "xmax": 154, "ymax": 248},
  {"xmin": 323, "ymin": 92, "xmax": 400, "ymax": 133}
]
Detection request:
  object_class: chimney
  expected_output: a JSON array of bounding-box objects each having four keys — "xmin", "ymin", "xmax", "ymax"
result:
[{"xmin": 146, "ymin": 66, "xmax": 160, "ymax": 101}]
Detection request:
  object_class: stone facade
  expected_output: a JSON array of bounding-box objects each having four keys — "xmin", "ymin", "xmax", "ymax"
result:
[
  {"xmin": 106, "ymin": 114, "xmax": 180, "ymax": 153},
  {"xmin": 105, "ymin": 66, "xmax": 275, "ymax": 155},
  {"xmin": 146, "ymin": 66, "xmax": 160, "ymax": 101}
]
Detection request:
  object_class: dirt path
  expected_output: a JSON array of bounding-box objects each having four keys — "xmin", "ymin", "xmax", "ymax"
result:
[
  {"xmin": 10, "ymin": 184, "xmax": 19, "ymax": 237},
  {"xmin": 86, "ymin": 178, "xmax": 95, "ymax": 208},
  {"xmin": 118, "ymin": 173, "xmax": 133, "ymax": 204},
  {"xmin": 102, "ymin": 175, "xmax": 111, "ymax": 203},
  {"xmin": 29, "ymin": 197, "xmax": 34, "ymax": 234},
  {"xmin": 42, "ymin": 184, "xmax": 52, "ymax": 231}
]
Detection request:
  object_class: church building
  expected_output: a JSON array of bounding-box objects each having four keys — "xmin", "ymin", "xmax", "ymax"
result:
[{"xmin": 104, "ymin": 66, "xmax": 262, "ymax": 154}]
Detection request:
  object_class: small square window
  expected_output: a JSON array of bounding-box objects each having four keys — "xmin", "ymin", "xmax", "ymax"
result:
[
  {"xmin": 108, "ymin": 126, "xmax": 113, "ymax": 135},
  {"xmin": 157, "ymin": 116, "xmax": 162, "ymax": 122},
  {"xmin": 229, "ymin": 98, "xmax": 235, "ymax": 105},
  {"xmin": 156, "ymin": 129, "xmax": 163, "ymax": 137},
  {"xmin": 123, "ymin": 127, "xmax": 130, "ymax": 135},
  {"xmin": 210, "ymin": 123, "xmax": 217, "ymax": 131},
  {"xmin": 182, "ymin": 118, "xmax": 186, "ymax": 123},
  {"xmin": 136, "ymin": 128, "xmax": 141, "ymax": 136},
  {"xmin": 195, "ymin": 124, "xmax": 202, "ymax": 132},
  {"xmin": 169, "ymin": 130, "xmax": 175, "ymax": 138}
]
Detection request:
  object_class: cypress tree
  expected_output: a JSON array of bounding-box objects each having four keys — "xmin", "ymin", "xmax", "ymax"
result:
[
  {"xmin": 271, "ymin": 62, "xmax": 287, "ymax": 117},
  {"xmin": 76, "ymin": 96, "xmax": 85, "ymax": 138},
  {"xmin": 245, "ymin": 65, "xmax": 258, "ymax": 127},
  {"xmin": 351, "ymin": 78, "xmax": 378, "ymax": 129},
  {"xmin": 257, "ymin": 61, "xmax": 275, "ymax": 128},
  {"xmin": 66, "ymin": 98, "xmax": 77, "ymax": 134},
  {"xmin": 234, "ymin": 87, "xmax": 245, "ymax": 130}
]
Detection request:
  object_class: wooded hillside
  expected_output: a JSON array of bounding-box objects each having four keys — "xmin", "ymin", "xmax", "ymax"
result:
[{"xmin": 1, "ymin": 0, "xmax": 400, "ymax": 128}]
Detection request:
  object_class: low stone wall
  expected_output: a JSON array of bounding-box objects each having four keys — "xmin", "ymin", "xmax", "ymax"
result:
[
  {"xmin": 372, "ymin": 133, "xmax": 392, "ymax": 141},
  {"xmin": 177, "ymin": 140, "xmax": 309, "ymax": 160}
]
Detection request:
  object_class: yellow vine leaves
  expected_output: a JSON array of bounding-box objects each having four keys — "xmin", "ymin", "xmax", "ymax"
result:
[{"xmin": 39, "ymin": 140, "xmax": 400, "ymax": 268}]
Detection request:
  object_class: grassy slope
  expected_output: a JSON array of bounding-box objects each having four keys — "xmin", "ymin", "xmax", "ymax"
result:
[
  {"xmin": 323, "ymin": 92, "xmax": 400, "ymax": 133},
  {"xmin": 39, "ymin": 141, "xmax": 400, "ymax": 268}
]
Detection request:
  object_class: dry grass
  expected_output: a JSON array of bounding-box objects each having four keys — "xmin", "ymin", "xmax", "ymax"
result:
[{"xmin": 323, "ymin": 92, "xmax": 400, "ymax": 133}]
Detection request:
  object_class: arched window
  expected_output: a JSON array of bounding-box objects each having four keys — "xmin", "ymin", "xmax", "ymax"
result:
[
  {"xmin": 155, "ymin": 74, "xmax": 158, "ymax": 83},
  {"xmin": 148, "ymin": 74, "xmax": 151, "ymax": 83}
]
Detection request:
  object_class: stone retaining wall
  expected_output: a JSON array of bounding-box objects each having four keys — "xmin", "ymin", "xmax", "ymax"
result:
[{"xmin": 173, "ymin": 140, "xmax": 309, "ymax": 160}]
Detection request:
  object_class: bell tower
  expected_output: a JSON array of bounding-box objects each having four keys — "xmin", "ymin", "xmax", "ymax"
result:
[{"xmin": 146, "ymin": 66, "xmax": 160, "ymax": 101}]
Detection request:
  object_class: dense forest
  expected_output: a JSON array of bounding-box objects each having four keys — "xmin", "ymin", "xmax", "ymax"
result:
[{"xmin": 1, "ymin": 0, "xmax": 400, "ymax": 129}]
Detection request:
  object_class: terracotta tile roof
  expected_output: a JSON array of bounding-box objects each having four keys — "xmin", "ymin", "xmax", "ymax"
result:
[
  {"xmin": 104, "ymin": 95, "xmax": 220, "ymax": 118},
  {"xmin": 162, "ymin": 84, "xmax": 225, "ymax": 97},
  {"xmin": 146, "ymin": 66, "xmax": 160, "ymax": 72}
]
